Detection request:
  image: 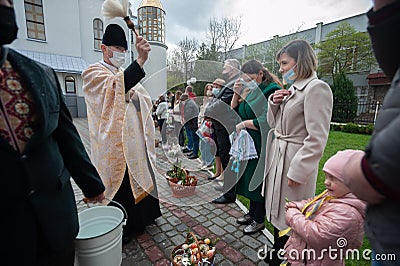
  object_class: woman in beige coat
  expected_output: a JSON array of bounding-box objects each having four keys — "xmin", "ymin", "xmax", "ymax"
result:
[{"xmin": 263, "ymin": 39, "xmax": 333, "ymax": 265}]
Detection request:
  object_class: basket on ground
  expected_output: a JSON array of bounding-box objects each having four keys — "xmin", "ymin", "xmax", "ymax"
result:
[
  {"xmin": 171, "ymin": 232, "xmax": 216, "ymax": 266},
  {"xmin": 166, "ymin": 161, "xmax": 198, "ymax": 198}
]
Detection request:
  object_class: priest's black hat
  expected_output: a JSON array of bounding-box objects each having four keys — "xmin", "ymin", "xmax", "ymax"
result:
[{"xmin": 102, "ymin": 24, "xmax": 127, "ymax": 49}]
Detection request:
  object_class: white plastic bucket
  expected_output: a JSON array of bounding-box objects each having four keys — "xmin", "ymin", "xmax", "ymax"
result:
[{"xmin": 75, "ymin": 204, "xmax": 127, "ymax": 266}]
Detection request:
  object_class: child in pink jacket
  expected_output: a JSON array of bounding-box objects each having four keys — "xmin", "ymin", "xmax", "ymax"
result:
[{"xmin": 281, "ymin": 150, "xmax": 366, "ymax": 266}]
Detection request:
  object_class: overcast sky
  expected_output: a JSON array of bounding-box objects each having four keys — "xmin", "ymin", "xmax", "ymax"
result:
[{"xmin": 142, "ymin": 0, "xmax": 372, "ymax": 51}]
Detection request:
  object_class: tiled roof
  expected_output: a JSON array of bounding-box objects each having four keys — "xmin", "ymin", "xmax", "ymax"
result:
[
  {"xmin": 367, "ymin": 72, "xmax": 387, "ymax": 79},
  {"xmin": 16, "ymin": 49, "xmax": 88, "ymax": 74}
]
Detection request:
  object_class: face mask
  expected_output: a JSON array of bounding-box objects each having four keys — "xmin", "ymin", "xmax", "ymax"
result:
[
  {"xmin": 241, "ymin": 79, "xmax": 259, "ymax": 91},
  {"xmin": 206, "ymin": 90, "xmax": 213, "ymax": 97},
  {"xmin": 212, "ymin": 87, "xmax": 220, "ymax": 97},
  {"xmin": 0, "ymin": 5, "xmax": 18, "ymax": 46},
  {"xmin": 109, "ymin": 50, "xmax": 126, "ymax": 68},
  {"xmin": 283, "ymin": 65, "xmax": 296, "ymax": 85}
]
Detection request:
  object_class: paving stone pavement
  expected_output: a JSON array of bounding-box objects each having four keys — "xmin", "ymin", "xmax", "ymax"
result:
[{"xmin": 72, "ymin": 118, "xmax": 273, "ymax": 265}]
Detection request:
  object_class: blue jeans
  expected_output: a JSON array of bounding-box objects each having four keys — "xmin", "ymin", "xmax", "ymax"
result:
[
  {"xmin": 184, "ymin": 125, "xmax": 193, "ymax": 151},
  {"xmin": 200, "ymin": 137, "xmax": 215, "ymax": 166},
  {"xmin": 185, "ymin": 125, "xmax": 199, "ymax": 156}
]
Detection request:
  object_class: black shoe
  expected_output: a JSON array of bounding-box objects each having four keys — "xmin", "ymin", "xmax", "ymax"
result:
[
  {"xmin": 185, "ymin": 151, "xmax": 193, "ymax": 157},
  {"xmin": 237, "ymin": 214, "xmax": 252, "ymax": 225},
  {"xmin": 182, "ymin": 148, "xmax": 192, "ymax": 153},
  {"xmin": 212, "ymin": 195, "xmax": 235, "ymax": 204},
  {"xmin": 208, "ymin": 173, "xmax": 220, "ymax": 180},
  {"xmin": 187, "ymin": 154, "xmax": 199, "ymax": 159}
]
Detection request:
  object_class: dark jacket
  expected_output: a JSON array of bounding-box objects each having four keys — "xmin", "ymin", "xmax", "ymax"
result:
[
  {"xmin": 204, "ymin": 75, "xmax": 240, "ymax": 133},
  {"xmin": 1, "ymin": 49, "xmax": 105, "ymax": 257},
  {"xmin": 362, "ymin": 3, "xmax": 400, "ymax": 264},
  {"xmin": 182, "ymin": 98, "xmax": 199, "ymax": 130}
]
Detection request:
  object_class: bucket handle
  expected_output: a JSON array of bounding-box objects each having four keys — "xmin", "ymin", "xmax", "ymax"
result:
[
  {"xmin": 106, "ymin": 198, "xmax": 128, "ymax": 226},
  {"xmin": 76, "ymin": 198, "xmax": 128, "ymax": 226}
]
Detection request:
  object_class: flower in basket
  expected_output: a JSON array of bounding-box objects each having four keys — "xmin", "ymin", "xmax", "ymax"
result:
[
  {"xmin": 166, "ymin": 160, "xmax": 197, "ymax": 186},
  {"xmin": 172, "ymin": 232, "xmax": 217, "ymax": 266}
]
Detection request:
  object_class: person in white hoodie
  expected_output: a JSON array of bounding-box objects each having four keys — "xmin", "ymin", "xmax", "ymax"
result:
[{"xmin": 156, "ymin": 94, "xmax": 169, "ymax": 144}]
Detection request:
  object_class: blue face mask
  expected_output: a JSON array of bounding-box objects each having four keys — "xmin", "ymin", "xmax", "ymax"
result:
[
  {"xmin": 283, "ymin": 65, "xmax": 296, "ymax": 85},
  {"xmin": 241, "ymin": 79, "xmax": 259, "ymax": 91},
  {"xmin": 212, "ymin": 87, "xmax": 220, "ymax": 97}
]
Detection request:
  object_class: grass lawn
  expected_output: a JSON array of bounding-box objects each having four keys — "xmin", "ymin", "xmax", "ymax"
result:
[{"xmin": 237, "ymin": 130, "xmax": 372, "ymax": 265}]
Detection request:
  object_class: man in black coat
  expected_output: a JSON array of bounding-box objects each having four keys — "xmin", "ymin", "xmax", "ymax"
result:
[
  {"xmin": 205, "ymin": 58, "xmax": 241, "ymax": 204},
  {"xmin": 0, "ymin": 1, "xmax": 105, "ymax": 265}
]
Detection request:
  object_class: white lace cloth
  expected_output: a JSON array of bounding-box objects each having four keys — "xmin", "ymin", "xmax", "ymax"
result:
[{"xmin": 229, "ymin": 129, "xmax": 258, "ymax": 162}]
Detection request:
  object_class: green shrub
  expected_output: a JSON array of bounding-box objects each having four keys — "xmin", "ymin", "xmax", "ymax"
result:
[{"xmin": 330, "ymin": 122, "xmax": 374, "ymax": 135}]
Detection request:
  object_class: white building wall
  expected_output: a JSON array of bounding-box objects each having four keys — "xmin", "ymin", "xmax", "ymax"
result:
[
  {"xmin": 12, "ymin": 0, "xmax": 82, "ymax": 57},
  {"xmin": 78, "ymin": 0, "xmax": 104, "ymax": 65}
]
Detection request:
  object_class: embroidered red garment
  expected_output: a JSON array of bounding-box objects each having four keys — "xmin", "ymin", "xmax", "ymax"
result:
[{"xmin": 0, "ymin": 60, "xmax": 38, "ymax": 153}]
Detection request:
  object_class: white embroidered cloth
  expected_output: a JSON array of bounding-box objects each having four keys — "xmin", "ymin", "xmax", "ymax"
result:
[{"xmin": 229, "ymin": 130, "xmax": 258, "ymax": 161}]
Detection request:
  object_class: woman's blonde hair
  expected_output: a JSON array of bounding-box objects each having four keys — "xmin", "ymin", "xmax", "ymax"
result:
[{"xmin": 276, "ymin": 39, "xmax": 317, "ymax": 80}]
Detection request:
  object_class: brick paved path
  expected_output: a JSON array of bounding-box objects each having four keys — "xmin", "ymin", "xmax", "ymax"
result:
[{"xmin": 72, "ymin": 118, "xmax": 273, "ymax": 265}]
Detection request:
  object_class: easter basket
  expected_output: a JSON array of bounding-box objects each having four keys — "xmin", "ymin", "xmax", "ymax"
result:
[
  {"xmin": 166, "ymin": 162, "xmax": 198, "ymax": 198},
  {"xmin": 171, "ymin": 232, "xmax": 216, "ymax": 266}
]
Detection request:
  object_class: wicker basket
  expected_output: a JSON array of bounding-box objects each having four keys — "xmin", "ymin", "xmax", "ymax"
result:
[
  {"xmin": 171, "ymin": 232, "xmax": 215, "ymax": 266},
  {"xmin": 167, "ymin": 176, "xmax": 198, "ymax": 198}
]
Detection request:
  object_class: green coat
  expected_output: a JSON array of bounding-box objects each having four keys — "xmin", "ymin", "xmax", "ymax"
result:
[{"xmin": 235, "ymin": 82, "xmax": 279, "ymax": 202}]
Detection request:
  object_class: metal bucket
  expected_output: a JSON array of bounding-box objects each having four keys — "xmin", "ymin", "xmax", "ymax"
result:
[{"xmin": 75, "ymin": 202, "xmax": 127, "ymax": 266}]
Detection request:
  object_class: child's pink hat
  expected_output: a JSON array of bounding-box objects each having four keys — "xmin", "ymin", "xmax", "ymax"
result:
[{"xmin": 323, "ymin": 149, "xmax": 364, "ymax": 182}]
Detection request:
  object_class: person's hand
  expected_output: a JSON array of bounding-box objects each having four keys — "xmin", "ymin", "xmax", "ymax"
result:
[
  {"xmin": 285, "ymin": 201, "xmax": 297, "ymax": 210},
  {"xmin": 236, "ymin": 121, "xmax": 246, "ymax": 133},
  {"xmin": 135, "ymin": 35, "xmax": 151, "ymax": 67},
  {"xmin": 272, "ymin": 89, "xmax": 291, "ymax": 104},
  {"xmin": 84, "ymin": 192, "xmax": 105, "ymax": 204},
  {"xmin": 288, "ymin": 178, "xmax": 300, "ymax": 187},
  {"xmin": 233, "ymin": 79, "xmax": 243, "ymax": 94},
  {"xmin": 343, "ymin": 151, "xmax": 386, "ymax": 204}
]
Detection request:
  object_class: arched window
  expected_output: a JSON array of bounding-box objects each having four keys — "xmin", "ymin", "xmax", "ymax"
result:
[
  {"xmin": 65, "ymin": 76, "xmax": 76, "ymax": 94},
  {"xmin": 24, "ymin": 0, "xmax": 46, "ymax": 41},
  {"xmin": 93, "ymin": 18, "xmax": 103, "ymax": 50}
]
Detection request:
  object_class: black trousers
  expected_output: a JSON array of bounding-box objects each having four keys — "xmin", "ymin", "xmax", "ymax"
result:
[
  {"xmin": 213, "ymin": 120, "xmax": 236, "ymax": 199},
  {"xmin": 158, "ymin": 118, "xmax": 166, "ymax": 142},
  {"xmin": 249, "ymin": 200, "xmax": 266, "ymax": 224},
  {"xmin": 109, "ymin": 169, "xmax": 162, "ymax": 237}
]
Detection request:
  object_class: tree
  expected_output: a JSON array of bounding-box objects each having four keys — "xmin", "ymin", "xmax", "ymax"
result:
[
  {"xmin": 167, "ymin": 49, "xmax": 185, "ymax": 90},
  {"xmin": 262, "ymin": 35, "xmax": 298, "ymax": 75},
  {"xmin": 197, "ymin": 42, "xmax": 219, "ymax": 61},
  {"xmin": 316, "ymin": 22, "xmax": 375, "ymax": 78},
  {"xmin": 219, "ymin": 16, "xmax": 242, "ymax": 61},
  {"xmin": 199, "ymin": 16, "xmax": 242, "ymax": 62},
  {"xmin": 331, "ymin": 70, "xmax": 358, "ymax": 123},
  {"xmin": 176, "ymin": 37, "xmax": 199, "ymax": 81}
]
